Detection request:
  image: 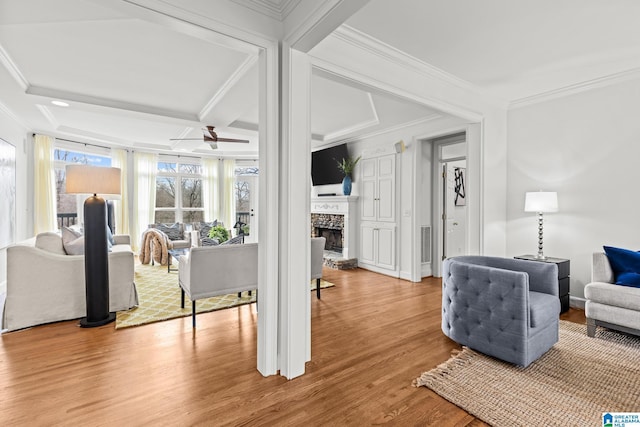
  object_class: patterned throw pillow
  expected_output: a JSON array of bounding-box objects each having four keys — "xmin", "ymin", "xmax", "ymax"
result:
[
  {"xmin": 200, "ymin": 237, "xmax": 220, "ymax": 246},
  {"xmin": 157, "ymin": 223, "xmax": 183, "ymax": 241},
  {"xmin": 198, "ymin": 220, "xmax": 218, "ymax": 239}
]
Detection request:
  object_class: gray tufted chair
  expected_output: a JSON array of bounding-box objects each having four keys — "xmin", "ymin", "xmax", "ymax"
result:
[{"xmin": 442, "ymin": 256, "xmax": 560, "ymax": 367}]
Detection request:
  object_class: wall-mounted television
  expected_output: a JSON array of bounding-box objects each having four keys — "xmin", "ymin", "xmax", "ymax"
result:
[{"xmin": 311, "ymin": 143, "xmax": 349, "ymax": 186}]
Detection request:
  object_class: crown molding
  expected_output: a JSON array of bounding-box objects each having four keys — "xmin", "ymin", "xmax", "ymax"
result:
[
  {"xmin": 231, "ymin": 0, "xmax": 300, "ymax": 21},
  {"xmin": 509, "ymin": 67, "xmax": 640, "ymax": 109},
  {"xmin": 317, "ymin": 113, "xmax": 443, "ymax": 148},
  {"xmin": 0, "ymin": 43, "xmax": 29, "ymax": 91},
  {"xmin": 332, "ymin": 25, "xmax": 507, "ymax": 109},
  {"xmin": 0, "ymin": 100, "xmax": 30, "ymax": 130}
]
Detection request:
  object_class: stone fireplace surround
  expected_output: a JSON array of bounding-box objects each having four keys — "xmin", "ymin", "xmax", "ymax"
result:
[{"xmin": 310, "ymin": 196, "xmax": 358, "ymax": 269}]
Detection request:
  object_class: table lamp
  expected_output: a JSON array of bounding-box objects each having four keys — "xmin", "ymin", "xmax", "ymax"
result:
[
  {"xmin": 65, "ymin": 165, "xmax": 121, "ymax": 327},
  {"xmin": 524, "ymin": 191, "xmax": 558, "ymax": 260}
]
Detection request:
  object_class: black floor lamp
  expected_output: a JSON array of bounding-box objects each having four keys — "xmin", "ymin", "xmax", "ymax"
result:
[{"xmin": 65, "ymin": 165, "xmax": 121, "ymax": 328}]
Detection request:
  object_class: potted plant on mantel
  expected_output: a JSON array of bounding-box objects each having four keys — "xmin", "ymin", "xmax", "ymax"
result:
[{"xmin": 336, "ymin": 155, "xmax": 361, "ymax": 196}]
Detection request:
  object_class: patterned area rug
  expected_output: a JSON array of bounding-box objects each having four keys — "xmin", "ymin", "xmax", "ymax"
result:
[
  {"xmin": 414, "ymin": 320, "xmax": 640, "ymax": 426},
  {"xmin": 116, "ymin": 263, "xmax": 335, "ymax": 329}
]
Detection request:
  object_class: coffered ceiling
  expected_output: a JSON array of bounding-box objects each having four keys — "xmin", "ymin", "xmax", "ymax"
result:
[{"xmin": 2, "ymin": 0, "xmax": 639, "ymax": 157}]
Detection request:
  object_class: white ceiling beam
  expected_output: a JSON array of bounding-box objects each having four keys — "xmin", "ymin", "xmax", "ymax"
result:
[
  {"xmin": 284, "ymin": 0, "xmax": 370, "ymax": 53},
  {"xmin": 26, "ymin": 86, "xmax": 200, "ymax": 124}
]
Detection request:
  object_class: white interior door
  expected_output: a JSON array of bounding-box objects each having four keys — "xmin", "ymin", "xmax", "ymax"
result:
[{"xmin": 444, "ymin": 161, "xmax": 467, "ymax": 259}]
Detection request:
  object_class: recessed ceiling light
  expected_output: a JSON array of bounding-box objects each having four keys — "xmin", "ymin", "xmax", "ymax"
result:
[{"xmin": 51, "ymin": 100, "xmax": 69, "ymax": 107}]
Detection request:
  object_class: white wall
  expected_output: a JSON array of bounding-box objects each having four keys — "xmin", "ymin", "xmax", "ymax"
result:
[
  {"xmin": 0, "ymin": 109, "xmax": 29, "ymax": 288},
  {"xmin": 507, "ymin": 77, "xmax": 640, "ymax": 300}
]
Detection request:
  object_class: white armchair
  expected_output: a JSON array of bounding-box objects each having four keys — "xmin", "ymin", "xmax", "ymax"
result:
[
  {"xmin": 311, "ymin": 237, "xmax": 326, "ymax": 300},
  {"xmin": 178, "ymin": 243, "xmax": 258, "ymax": 328}
]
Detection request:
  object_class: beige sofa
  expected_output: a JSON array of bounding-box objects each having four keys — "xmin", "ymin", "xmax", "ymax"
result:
[
  {"xmin": 585, "ymin": 252, "xmax": 640, "ymax": 337},
  {"xmin": 2, "ymin": 232, "xmax": 138, "ymax": 332}
]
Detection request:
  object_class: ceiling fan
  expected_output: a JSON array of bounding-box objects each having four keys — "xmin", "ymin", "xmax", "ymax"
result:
[{"xmin": 170, "ymin": 126, "xmax": 250, "ymax": 150}]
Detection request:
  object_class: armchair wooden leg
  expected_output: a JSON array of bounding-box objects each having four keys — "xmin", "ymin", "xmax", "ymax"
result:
[
  {"xmin": 192, "ymin": 301, "xmax": 196, "ymax": 328},
  {"xmin": 587, "ymin": 317, "xmax": 596, "ymax": 337},
  {"xmin": 316, "ymin": 278, "xmax": 321, "ymax": 299},
  {"xmin": 238, "ymin": 292, "xmax": 242, "ymax": 298},
  {"xmin": 181, "ymin": 288, "xmax": 185, "ymax": 309}
]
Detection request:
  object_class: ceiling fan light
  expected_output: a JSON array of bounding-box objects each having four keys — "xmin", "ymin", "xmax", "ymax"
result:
[{"xmin": 209, "ymin": 142, "xmax": 218, "ymax": 150}]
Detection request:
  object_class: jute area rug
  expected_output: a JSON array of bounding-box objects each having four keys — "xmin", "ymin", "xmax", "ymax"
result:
[
  {"xmin": 414, "ymin": 320, "xmax": 640, "ymax": 426},
  {"xmin": 116, "ymin": 263, "xmax": 335, "ymax": 329}
]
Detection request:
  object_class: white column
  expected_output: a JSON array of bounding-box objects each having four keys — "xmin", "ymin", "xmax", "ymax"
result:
[
  {"xmin": 257, "ymin": 45, "xmax": 280, "ymax": 377},
  {"xmin": 279, "ymin": 45, "xmax": 312, "ymax": 378}
]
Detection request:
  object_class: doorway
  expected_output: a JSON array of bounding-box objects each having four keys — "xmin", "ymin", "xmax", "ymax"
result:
[
  {"xmin": 432, "ymin": 133, "xmax": 468, "ymax": 276},
  {"xmin": 235, "ymin": 165, "xmax": 259, "ymax": 243}
]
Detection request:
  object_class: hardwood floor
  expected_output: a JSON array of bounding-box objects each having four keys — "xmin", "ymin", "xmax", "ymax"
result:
[{"xmin": 0, "ymin": 267, "xmax": 586, "ymax": 426}]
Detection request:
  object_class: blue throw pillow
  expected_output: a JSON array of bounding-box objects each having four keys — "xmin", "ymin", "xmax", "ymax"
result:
[{"xmin": 603, "ymin": 246, "xmax": 640, "ymax": 288}]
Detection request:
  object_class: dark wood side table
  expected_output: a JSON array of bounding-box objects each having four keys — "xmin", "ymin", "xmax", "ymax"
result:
[{"xmin": 514, "ymin": 255, "xmax": 570, "ymax": 313}]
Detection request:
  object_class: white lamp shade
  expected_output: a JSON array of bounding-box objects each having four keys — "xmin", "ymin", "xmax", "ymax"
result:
[
  {"xmin": 65, "ymin": 165, "xmax": 121, "ymax": 196},
  {"xmin": 524, "ymin": 191, "xmax": 558, "ymax": 213}
]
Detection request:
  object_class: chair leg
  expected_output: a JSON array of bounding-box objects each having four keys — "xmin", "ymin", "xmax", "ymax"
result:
[
  {"xmin": 192, "ymin": 301, "xmax": 196, "ymax": 328},
  {"xmin": 249, "ymin": 290, "xmax": 252, "ymax": 296},
  {"xmin": 316, "ymin": 278, "xmax": 321, "ymax": 299},
  {"xmin": 587, "ymin": 317, "xmax": 596, "ymax": 337},
  {"xmin": 181, "ymin": 288, "xmax": 185, "ymax": 308}
]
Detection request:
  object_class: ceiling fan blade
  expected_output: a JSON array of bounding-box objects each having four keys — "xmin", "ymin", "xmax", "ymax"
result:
[
  {"xmin": 216, "ymin": 138, "xmax": 250, "ymax": 143},
  {"xmin": 169, "ymin": 138, "xmax": 205, "ymax": 141}
]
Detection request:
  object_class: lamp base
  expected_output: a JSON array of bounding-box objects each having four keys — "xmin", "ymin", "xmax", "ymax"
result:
[{"xmin": 79, "ymin": 312, "xmax": 116, "ymax": 328}]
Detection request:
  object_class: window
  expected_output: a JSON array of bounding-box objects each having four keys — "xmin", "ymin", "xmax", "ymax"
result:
[
  {"xmin": 155, "ymin": 159, "xmax": 203, "ymax": 223},
  {"xmin": 54, "ymin": 148, "xmax": 112, "ymax": 229}
]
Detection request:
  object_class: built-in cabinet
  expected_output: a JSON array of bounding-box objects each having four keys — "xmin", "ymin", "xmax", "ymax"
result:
[
  {"xmin": 359, "ymin": 154, "xmax": 397, "ymax": 272},
  {"xmin": 360, "ymin": 155, "xmax": 395, "ymax": 223}
]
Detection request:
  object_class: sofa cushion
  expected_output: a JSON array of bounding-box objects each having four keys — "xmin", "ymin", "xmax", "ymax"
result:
[
  {"xmin": 585, "ymin": 281, "xmax": 640, "ymax": 311},
  {"xmin": 61, "ymin": 226, "xmax": 84, "ymax": 255},
  {"xmin": 35, "ymin": 232, "xmax": 66, "ymax": 255},
  {"xmin": 603, "ymin": 246, "xmax": 640, "ymax": 287}
]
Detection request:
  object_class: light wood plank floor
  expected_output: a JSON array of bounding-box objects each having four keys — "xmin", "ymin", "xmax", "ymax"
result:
[{"xmin": 0, "ymin": 267, "xmax": 585, "ymax": 426}]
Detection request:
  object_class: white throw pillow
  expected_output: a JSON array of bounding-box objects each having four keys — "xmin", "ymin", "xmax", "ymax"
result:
[{"xmin": 61, "ymin": 226, "xmax": 84, "ymax": 255}]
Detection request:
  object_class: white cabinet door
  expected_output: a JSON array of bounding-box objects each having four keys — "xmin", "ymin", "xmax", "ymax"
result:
[
  {"xmin": 359, "ymin": 224, "xmax": 396, "ymax": 270},
  {"xmin": 376, "ymin": 226, "xmax": 396, "ymax": 270},
  {"xmin": 360, "ymin": 155, "xmax": 395, "ymax": 222},
  {"xmin": 360, "ymin": 224, "xmax": 376, "ymax": 265},
  {"xmin": 360, "ymin": 158, "xmax": 377, "ymax": 221}
]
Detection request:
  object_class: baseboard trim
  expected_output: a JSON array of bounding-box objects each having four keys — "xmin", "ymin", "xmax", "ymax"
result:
[{"xmin": 570, "ymin": 295, "xmax": 586, "ymax": 310}]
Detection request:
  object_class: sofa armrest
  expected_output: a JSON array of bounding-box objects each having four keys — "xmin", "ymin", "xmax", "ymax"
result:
[
  {"xmin": 592, "ymin": 252, "xmax": 614, "ymax": 284},
  {"xmin": 114, "ymin": 234, "xmax": 130, "ymax": 245}
]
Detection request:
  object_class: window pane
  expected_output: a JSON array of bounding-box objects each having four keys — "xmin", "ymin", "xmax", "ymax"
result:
[
  {"xmin": 235, "ymin": 167, "xmax": 259, "ymax": 176},
  {"xmin": 54, "ymin": 149, "xmax": 112, "ymax": 166},
  {"xmin": 156, "ymin": 177, "xmax": 175, "ymax": 207},
  {"xmin": 158, "ymin": 162, "xmax": 176, "ymax": 173},
  {"xmin": 183, "ymin": 210, "xmax": 204, "ymax": 223},
  {"xmin": 181, "ymin": 178, "xmax": 202, "ymax": 208},
  {"xmin": 179, "ymin": 163, "xmax": 202, "ymax": 174},
  {"xmin": 155, "ymin": 211, "xmax": 175, "ymax": 223}
]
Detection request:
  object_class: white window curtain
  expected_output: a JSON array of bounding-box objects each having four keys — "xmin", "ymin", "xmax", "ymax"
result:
[
  {"xmin": 202, "ymin": 157, "xmax": 219, "ymax": 222},
  {"xmin": 222, "ymin": 159, "xmax": 236, "ymax": 230},
  {"xmin": 131, "ymin": 152, "xmax": 157, "ymax": 252},
  {"xmin": 33, "ymin": 134, "xmax": 58, "ymax": 234},
  {"xmin": 111, "ymin": 148, "xmax": 130, "ymax": 236}
]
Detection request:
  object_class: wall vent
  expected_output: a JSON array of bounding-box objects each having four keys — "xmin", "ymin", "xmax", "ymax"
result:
[{"xmin": 421, "ymin": 226, "xmax": 431, "ymax": 264}]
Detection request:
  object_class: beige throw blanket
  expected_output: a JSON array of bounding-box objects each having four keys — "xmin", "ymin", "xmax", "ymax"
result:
[{"xmin": 139, "ymin": 228, "xmax": 171, "ymax": 265}]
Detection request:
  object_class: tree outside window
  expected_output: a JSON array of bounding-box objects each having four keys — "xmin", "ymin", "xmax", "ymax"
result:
[{"xmin": 155, "ymin": 160, "xmax": 203, "ymax": 223}]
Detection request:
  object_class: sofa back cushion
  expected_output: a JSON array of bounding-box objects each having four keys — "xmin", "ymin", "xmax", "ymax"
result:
[{"xmin": 35, "ymin": 232, "xmax": 66, "ymax": 255}]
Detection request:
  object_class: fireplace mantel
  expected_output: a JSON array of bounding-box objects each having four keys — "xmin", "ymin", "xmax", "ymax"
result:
[
  {"xmin": 311, "ymin": 196, "xmax": 358, "ymax": 260},
  {"xmin": 311, "ymin": 196, "xmax": 358, "ymax": 215}
]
